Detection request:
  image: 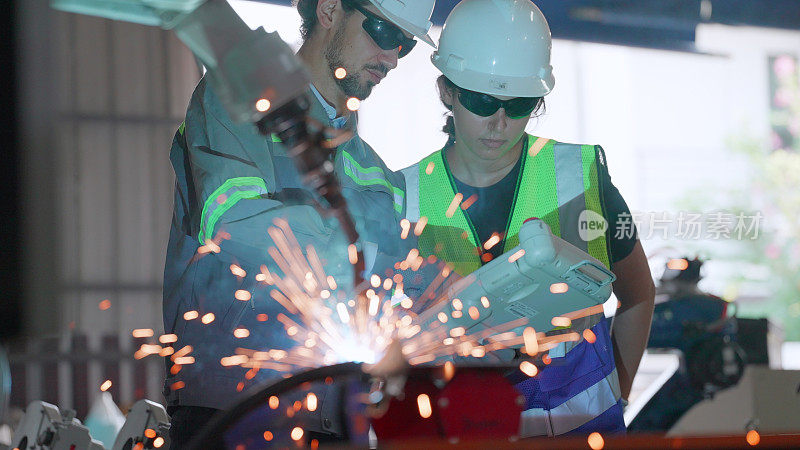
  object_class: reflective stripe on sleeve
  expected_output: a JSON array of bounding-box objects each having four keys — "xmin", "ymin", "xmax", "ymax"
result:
[
  {"xmin": 198, "ymin": 177, "xmax": 269, "ymax": 244},
  {"xmin": 401, "ymin": 165, "xmax": 420, "ymax": 221},
  {"xmin": 341, "ymin": 151, "xmax": 404, "ymax": 213}
]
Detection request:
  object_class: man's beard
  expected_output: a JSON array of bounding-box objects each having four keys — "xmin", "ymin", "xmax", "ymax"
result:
[{"xmin": 324, "ymin": 23, "xmax": 386, "ymax": 101}]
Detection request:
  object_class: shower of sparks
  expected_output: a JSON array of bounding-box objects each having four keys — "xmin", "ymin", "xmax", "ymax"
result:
[{"xmin": 125, "ymin": 213, "xmax": 612, "ymax": 411}]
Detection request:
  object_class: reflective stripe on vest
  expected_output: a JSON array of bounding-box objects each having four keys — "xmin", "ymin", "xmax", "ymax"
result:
[
  {"xmin": 519, "ymin": 367, "xmax": 621, "ymax": 437},
  {"xmin": 199, "ymin": 177, "xmax": 269, "ymax": 244},
  {"xmin": 406, "ymin": 134, "xmax": 611, "ymax": 276},
  {"xmin": 340, "ymin": 151, "xmax": 404, "ymax": 214}
]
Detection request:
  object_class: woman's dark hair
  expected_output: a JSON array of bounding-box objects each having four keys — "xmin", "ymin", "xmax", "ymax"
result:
[
  {"xmin": 295, "ymin": 0, "xmax": 371, "ymax": 42},
  {"xmin": 438, "ymin": 75, "xmax": 545, "ymax": 147}
]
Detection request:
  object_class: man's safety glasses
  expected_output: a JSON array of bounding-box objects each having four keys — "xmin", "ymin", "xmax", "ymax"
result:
[
  {"xmin": 348, "ymin": 2, "xmax": 417, "ymax": 58},
  {"xmin": 457, "ymin": 88, "xmax": 541, "ymax": 119}
]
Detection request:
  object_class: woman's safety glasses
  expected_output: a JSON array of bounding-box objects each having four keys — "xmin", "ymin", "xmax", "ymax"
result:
[
  {"xmin": 348, "ymin": 2, "xmax": 417, "ymax": 58},
  {"xmin": 457, "ymin": 88, "xmax": 541, "ymax": 119}
]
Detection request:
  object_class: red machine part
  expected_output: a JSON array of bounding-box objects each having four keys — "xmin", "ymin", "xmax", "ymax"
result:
[{"xmin": 371, "ymin": 368, "xmax": 523, "ymax": 442}]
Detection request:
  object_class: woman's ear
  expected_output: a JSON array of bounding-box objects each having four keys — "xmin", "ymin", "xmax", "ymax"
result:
[{"xmin": 437, "ymin": 77, "xmax": 455, "ymax": 110}]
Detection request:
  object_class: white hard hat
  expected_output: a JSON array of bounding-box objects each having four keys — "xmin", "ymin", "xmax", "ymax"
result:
[
  {"xmin": 432, "ymin": 0, "xmax": 555, "ymax": 97},
  {"xmin": 367, "ymin": 0, "xmax": 436, "ymax": 47}
]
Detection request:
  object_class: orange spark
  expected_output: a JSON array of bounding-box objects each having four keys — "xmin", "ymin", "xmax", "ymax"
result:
[
  {"xmin": 461, "ymin": 194, "xmax": 478, "ymax": 210},
  {"xmin": 583, "ymin": 329, "xmax": 597, "ymax": 344},
  {"xmin": 481, "ymin": 296, "xmax": 490, "ymax": 308},
  {"xmin": 183, "ymin": 310, "xmax": 199, "ymax": 321},
  {"xmin": 159, "ymin": 334, "xmax": 178, "ymax": 344},
  {"xmin": 417, "ymin": 394, "xmax": 432, "ymax": 419},
  {"xmin": 588, "ymin": 432, "xmax": 604, "ymax": 449},
  {"xmin": 230, "ymin": 264, "xmax": 246, "ymax": 277},
  {"xmin": 269, "ymin": 396, "xmax": 279, "ymax": 409},
  {"xmin": 667, "ymin": 258, "xmax": 689, "ymax": 271},
  {"xmin": 508, "ymin": 249, "xmax": 526, "ymax": 263},
  {"xmin": 201, "ymin": 313, "xmax": 215, "ymax": 324},
  {"xmin": 255, "ymin": 99, "xmax": 271, "ymax": 112},
  {"xmin": 334, "ymin": 67, "xmax": 347, "ymax": 79},
  {"xmin": 346, "ymin": 97, "xmax": 360, "ymax": 111},
  {"xmin": 234, "ymin": 328, "xmax": 250, "ymax": 338},
  {"xmin": 551, "ymin": 316, "xmax": 571, "ymax": 327},
  {"xmin": 519, "ymin": 361, "xmax": 538, "ymax": 377},
  {"xmin": 445, "ymin": 193, "xmax": 464, "ymax": 218},
  {"xmin": 746, "ymin": 430, "xmax": 760, "ymax": 446},
  {"xmin": 235, "ymin": 290, "xmax": 251, "ymax": 301},
  {"xmin": 291, "ymin": 427, "xmax": 304, "ymax": 441},
  {"xmin": 523, "ymin": 327, "xmax": 539, "ymax": 355},
  {"xmin": 307, "ymin": 393, "xmax": 318, "ymax": 411},
  {"xmin": 153, "ymin": 437, "xmax": 165, "ymax": 448},
  {"xmin": 400, "ymin": 219, "xmax": 411, "ymax": 239},
  {"xmin": 484, "ymin": 234, "xmax": 501, "ymax": 250},
  {"xmin": 263, "ymin": 431, "xmax": 274, "ymax": 441},
  {"xmin": 468, "ymin": 306, "xmax": 480, "ymax": 320},
  {"xmin": 100, "ymin": 380, "xmax": 112, "ymax": 391},
  {"xmin": 414, "ymin": 217, "xmax": 428, "ymax": 236},
  {"xmin": 144, "ymin": 429, "xmax": 157, "ymax": 439},
  {"xmin": 550, "ymin": 283, "xmax": 569, "ymax": 294},
  {"xmin": 132, "ymin": 329, "xmax": 154, "ymax": 338},
  {"xmin": 348, "ymin": 244, "xmax": 358, "ymax": 264},
  {"xmin": 98, "ymin": 299, "xmax": 111, "ymax": 310},
  {"xmin": 170, "ymin": 381, "xmax": 185, "ymax": 391},
  {"xmin": 256, "ymin": 313, "xmax": 268, "ymax": 322},
  {"xmin": 425, "ymin": 161, "xmax": 435, "ymax": 175}
]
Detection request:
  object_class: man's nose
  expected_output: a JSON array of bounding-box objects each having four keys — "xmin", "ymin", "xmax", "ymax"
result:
[{"xmin": 378, "ymin": 48, "xmax": 399, "ymax": 71}]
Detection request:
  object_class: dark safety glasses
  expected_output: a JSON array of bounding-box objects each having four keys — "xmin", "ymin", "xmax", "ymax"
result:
[
  {"xmin": 348, "ymin": 2, "xmax": 417, "ymax": 58},
  {"xmin": 457, "ymin": 88, "xmax": 541, "ymax": 119}
]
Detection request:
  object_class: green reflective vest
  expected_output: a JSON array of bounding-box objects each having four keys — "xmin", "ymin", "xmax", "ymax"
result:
[{"xmin": 401, "ymin": 134, "xmax": 611, "ymax": 276}]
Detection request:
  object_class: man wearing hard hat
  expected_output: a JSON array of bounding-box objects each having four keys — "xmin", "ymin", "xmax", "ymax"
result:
[{"xmin": 162, "ymin": 0, "xmax": 436, "ymax": 446}]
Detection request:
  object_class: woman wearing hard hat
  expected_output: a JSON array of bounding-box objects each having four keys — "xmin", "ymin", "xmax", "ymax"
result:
[{"xmin": 401, "ymin": 0, "xmax": 655, "ymax": 437}]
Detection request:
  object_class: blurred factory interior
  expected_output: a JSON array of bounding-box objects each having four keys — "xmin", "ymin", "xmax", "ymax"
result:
[{"xmin": 2, "ymin": 0, "xmax": 800, "ymax": 447}]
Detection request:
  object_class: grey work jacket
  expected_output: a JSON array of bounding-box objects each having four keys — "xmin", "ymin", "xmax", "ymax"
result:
[{"xmin": 162, "ymin": 77, "xmax": 407, "ymax": 413}]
